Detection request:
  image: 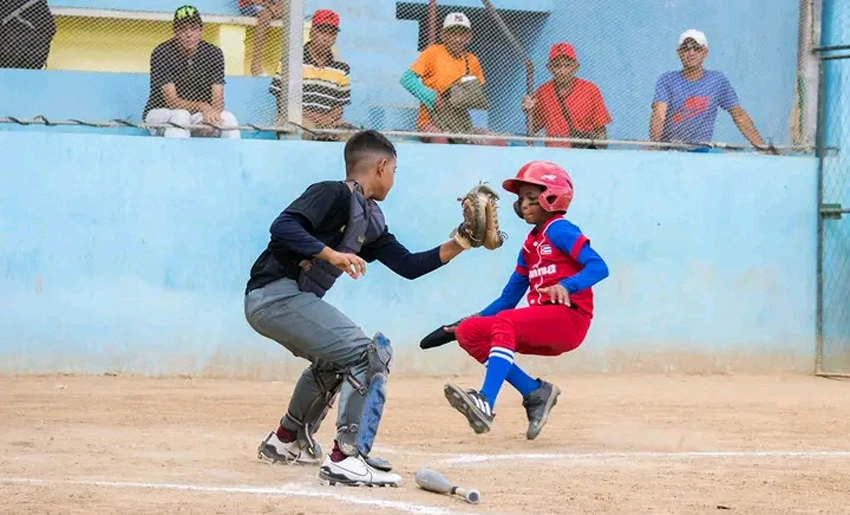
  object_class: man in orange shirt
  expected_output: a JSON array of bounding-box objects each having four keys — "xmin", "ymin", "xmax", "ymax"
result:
[
  {"xmin": 400, "ymin": 12, "xmax": 488, "ymax": 143},
  {"xmin": 521, "ymin": 43, "xmax": 611, "ymax": 149}
]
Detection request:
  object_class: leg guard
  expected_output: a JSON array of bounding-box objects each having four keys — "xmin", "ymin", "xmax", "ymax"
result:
[
  {"xmin": 283, "ymin": 362, "xmax": 344, "ymax": 460},
  {"xmin": 356, "ymin": 332, "xmax": 393, "ymax": 457},
  {"xmin": 336, "ymin": 332, "xmax": 393, "ymax": 466}
]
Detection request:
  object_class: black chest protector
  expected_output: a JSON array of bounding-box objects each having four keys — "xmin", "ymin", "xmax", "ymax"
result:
[{"xmin": 297, "ymin": 182, "xmax": 386, "ymax": 298}]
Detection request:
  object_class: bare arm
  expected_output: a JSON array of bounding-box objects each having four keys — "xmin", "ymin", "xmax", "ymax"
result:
[
  {"xmin": 729, "ymin": 105, "xmax": 771, "ymax": 150},
  {"xmin": 162, "ymin": 84, "xmax": 211, "ymax": 113},
  {"xmin": 592, "ymin": 125, "xmax": 608, "ymax": 149},
  {"xmin": 520, "ymin": 95, "xmax": 543, "ymax": 135},
  {"xmin": 211, "ymin": 84, "xmax": 225, "ymax": 112},
  {"xmin": 324, "ymin": 105, "xmax": 344, "ymax": 125},
  {"xmin": 438, "ymin": 239, "xmax": 465, "ymax": 264},
  {"xmin": 649, "ymin": 101, "xmax": 667, "ymax": 142}
]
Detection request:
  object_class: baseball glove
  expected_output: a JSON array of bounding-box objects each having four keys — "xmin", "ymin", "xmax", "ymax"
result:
[{"xmin": 450, "ymin": 183, "xmax": 507, "ymax": 251}]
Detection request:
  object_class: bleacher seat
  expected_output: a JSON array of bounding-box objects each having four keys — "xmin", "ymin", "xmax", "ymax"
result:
[{"xmin": 0, "ymin": 69, "xmax": 277, "ymax": 139}]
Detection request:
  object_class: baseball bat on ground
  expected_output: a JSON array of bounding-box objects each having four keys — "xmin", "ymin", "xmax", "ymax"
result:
[{"xmin": 415, "ymin": 468, "xmax": 481, "ymax": 504}]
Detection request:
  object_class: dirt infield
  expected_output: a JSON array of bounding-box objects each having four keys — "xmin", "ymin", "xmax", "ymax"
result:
[{"xmin": 1, "ymin": 373, "xmax": 849, "ymax": 514}]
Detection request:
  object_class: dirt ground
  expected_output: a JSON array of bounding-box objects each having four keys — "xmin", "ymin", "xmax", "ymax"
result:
[{"xmin": 1, "ymin": 373, "xmax": 849, "ymax": 515}]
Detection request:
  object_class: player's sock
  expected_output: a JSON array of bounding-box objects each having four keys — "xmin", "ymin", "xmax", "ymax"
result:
[
  {"xmin": 275, "ymin": 424, "xmax": 297, "ymax": 443},
  {"xmin": 505, "ymin": 364, "xmax": 541, "ymax": 397},
  {"xmin": 479, "ymin": 347, "xmax": 515, "ymax": 410},
  {"xmin": 330, "ymin": 440, "xmax": 347, "ymax": 463}
]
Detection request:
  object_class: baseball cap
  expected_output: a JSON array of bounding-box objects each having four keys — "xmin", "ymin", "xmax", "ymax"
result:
[
  {"xmin": 173, "ymin": 5, "xmax": 202, "ymax": 28},
  {"xmin": 549, "ymin": 42, "xmax": 577, "ymax": 61},
  {"xmin": 678, "ymin": 29, "xmax": 708, "ymax": 48},
  {"xmin": 312, "ymin": 9, "xmax": 340, "ymax": 31},
  {"xmin": 443, "ymin": 12, "xmax": 471, "ymax": 30}
]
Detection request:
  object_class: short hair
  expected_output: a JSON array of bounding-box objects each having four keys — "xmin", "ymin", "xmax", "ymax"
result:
[{"xmin": 344, "ymin": 130, "xmax": 396, "ymax": 171}]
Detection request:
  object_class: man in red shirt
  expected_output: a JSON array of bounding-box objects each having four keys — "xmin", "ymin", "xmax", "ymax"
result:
[{"xmin": 521, "ymin": 43, "xmax": 611, "ymax": 148}]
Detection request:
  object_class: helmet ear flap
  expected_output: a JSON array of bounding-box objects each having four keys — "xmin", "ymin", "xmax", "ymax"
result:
[{"xmin": 513, "ymin": 199, "xmax": 523, "ymax": 219}]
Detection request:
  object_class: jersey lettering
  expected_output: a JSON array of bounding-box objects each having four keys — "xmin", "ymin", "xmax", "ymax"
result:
[
  {"xmin": 528, "ymin": 264, "xmax": 557, "ymax": 279},
  {"xmin": 520, "ymin": 217, "xmax": 594, "ymax": 315}
]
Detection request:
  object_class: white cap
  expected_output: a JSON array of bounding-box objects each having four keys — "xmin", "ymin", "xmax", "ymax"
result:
[
  {"xmin": 678, "ymin": 29, "xmax": 707, "ymax": 48},
  {"xmin": 443, "ymin": 12, "xmax": 471, "ymax": 30}
]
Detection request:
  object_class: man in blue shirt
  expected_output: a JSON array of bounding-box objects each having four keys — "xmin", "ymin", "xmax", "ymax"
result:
[{"xmin": 649, "ymin": 29, "xmax": 777, "ymax": 153}]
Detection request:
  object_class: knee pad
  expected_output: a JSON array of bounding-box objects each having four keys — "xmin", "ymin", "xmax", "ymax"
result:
[{"xmin": 337, "ymin": 332, "xmax": 393, "ymax": 458}]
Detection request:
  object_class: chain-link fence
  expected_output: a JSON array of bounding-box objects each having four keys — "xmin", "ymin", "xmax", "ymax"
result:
[
  {"xmin": 816, "ymin": 9, "xmax": 850, "ymax": 376},
  {"xmin": 0, "ymin": 0, "xmax": 821, "ymax": 151}
]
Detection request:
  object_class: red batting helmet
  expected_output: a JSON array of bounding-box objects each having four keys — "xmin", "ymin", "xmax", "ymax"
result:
[{"xmin": 503, "ymin": 161, "xmax": 574, "ymax": 216}]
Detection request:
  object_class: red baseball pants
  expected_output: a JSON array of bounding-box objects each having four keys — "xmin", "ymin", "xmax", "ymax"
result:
[{"xmin": 455, "ymin": 305, "xmax": 591, "ymax": 363}]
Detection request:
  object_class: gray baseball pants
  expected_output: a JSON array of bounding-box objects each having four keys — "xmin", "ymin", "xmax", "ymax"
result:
[{"xmin": 244, "ymin": 277, "xmax": 372, "ymax": 448}]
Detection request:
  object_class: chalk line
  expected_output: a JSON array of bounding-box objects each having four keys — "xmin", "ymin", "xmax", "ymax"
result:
[
  {"xmin": 372, "ymin": 446, "xmax": 850, "ymax": 464},
  {"xmin": 0, "ymin": 477, "xmax": 478, "ymax": 515},
  {"xmin": 431, "ymin": 449, "xmax": 850, "ymax": 465}
]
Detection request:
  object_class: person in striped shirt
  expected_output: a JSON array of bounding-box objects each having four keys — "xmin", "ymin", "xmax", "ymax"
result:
[{"xmin": 270, "ymin": 9, "xmax": 355, "ymax": 141}]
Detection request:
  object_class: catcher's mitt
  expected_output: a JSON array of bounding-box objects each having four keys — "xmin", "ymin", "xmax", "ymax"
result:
[{"xmin": 450, "ymin": 183, "xmax": 507, "ymax": 250}]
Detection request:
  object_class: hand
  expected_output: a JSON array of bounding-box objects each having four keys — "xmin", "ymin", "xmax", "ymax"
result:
[
  {"xmin": 443, "ymin": 312, "xmax": 478, "ymax": 334},
  {"xmin": 757, "ymin": 143, "xmax": 781, "ymax": 156},
  {"xmin": 539, "ymin": 284, "xmax": 571, "ymax": 306},
  {"xmin": 442, "ymin": 321, "xmax": 461, "ymax": 334},
  {"xmin": 521, "ymin": 95, "xmax": 535, "ymax": 112},
  {"xmin": 200, "ymin": 105, "xmax": 222, "ymax": 125},
  {"xmin": 326, "ymin": 250, "xmax": 367, "ymax": 279}
]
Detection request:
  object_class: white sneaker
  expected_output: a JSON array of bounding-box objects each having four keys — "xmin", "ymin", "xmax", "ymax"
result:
[
  {"xmin": 257, "ymin": 431, "xmax": 321, "ymax": 465},
  {"xmin": 318, "ymin": 454, "xmax": 402, "ymax": 487}
]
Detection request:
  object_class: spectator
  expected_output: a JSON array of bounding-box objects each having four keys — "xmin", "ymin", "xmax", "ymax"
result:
[
  {"xmin": 0, "ymin": 0, "xmax": 55, "ymax": 70},
  {"xmin": 271, "ymin": 9, "xmax": 355, "ymax": 142},
  {"xmin": 400, "ymin": 12, "xmax": 493, "ymax": 144},
  {"xmin": 649, "ymin": 29, "xmax": 775, "ymax": 153},
  {"xmin": 142, "ymin": 5, "xmax": 240, "ymax": 139},
  {"xmin": 521, "ymin": 43, "xmax": 611, "ymax": 149},
  {"xmin": 240, "ymin": 0, "xmax": 283, "ymax": 77}
]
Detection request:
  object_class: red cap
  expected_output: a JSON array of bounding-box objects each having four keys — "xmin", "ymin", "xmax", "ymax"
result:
[
  {"xmin": 312, "ymin": 9, "xmax": 340, "ymax": 30},
  {"xmin": 549, "ymin": 43, "xmax": 577, "ymax": 62}
]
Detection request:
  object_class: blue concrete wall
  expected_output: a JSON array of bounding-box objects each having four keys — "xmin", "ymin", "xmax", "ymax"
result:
[
  {"xmin": 0, "ymin": 131, "xmax": 817, "ymax": 377},
  {"xmin": 818, "ymin": 0, "xmax": 850, "ymax": 372}
]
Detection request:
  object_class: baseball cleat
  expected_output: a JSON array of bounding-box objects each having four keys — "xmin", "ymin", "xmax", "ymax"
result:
[
  {"xmin": 522, "ymin": 379, "xmax": 561, "ymax": 440},
  {"xmin": 443, "ymin": 383, "xmax": 495, "ymax": 434},
  {"xmin": 317, "ymin": 454, "xmax": 402, "ymax": 487},
  {"xmin": 257, "ymin": 431, "xmax": 321, "ymax": 465}
]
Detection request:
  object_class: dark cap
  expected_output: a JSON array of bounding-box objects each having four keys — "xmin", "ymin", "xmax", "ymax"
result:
[{"xmin": 173, "ymin": 5, "xmax": 203, "ymax": 28}]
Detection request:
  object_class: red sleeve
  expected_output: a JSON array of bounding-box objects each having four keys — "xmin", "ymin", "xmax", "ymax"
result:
[
  {"xmin": 532, "ymin": 87, "xmax": 546, "ymax": 130},
  {"xmin": 570, "ymin": 235, "xmax": 589, "ymax": 260},
  {"xmin": 589, "ymin": 86, "xmax": 612, "ymax": 128}
]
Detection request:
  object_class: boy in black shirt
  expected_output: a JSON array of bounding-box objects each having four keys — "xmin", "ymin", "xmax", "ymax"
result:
[
  {"xmin": 245, "ymin": 130, "xmax": 473, "ymax": 486},
  {"xmin": 143, "ymin": 5, "xmax": 240, "ymax": 139}
]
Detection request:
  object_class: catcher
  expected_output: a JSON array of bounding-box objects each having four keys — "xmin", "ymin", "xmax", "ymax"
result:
[
  {"xmin": 243, "ymin": 129, "xmax": 504, "ymax": 487},
  {"xmin": 419, "ymin": 160, "xmax": 609, "ymax": 439}
]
